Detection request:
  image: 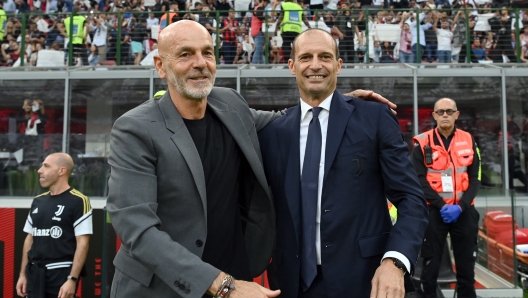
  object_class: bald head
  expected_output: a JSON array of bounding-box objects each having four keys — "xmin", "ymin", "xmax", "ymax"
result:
[
  {"xmin": 157, "ymin": 20, "xmax": 212, "ymax": 57},
  {"xmin": 49, "ymin": 153, "xmax": 74, "ymax": 176},
  {"xmin": 434, "ymin": 98, "xmax": 457, "ymax": 111},
  {"xmin": 154, "ymin": 19, "xmax": 216, "ymax": 103}
]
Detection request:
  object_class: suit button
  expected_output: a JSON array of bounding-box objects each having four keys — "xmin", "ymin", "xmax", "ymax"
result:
[
  {"xmin": 179, "ymin": 285, "xmax": 185, "ymax": 290},
  {"xmin": 185, "ymin": 289, "xmax": 191, "ymax": 294},
  {"xmin": 196, "ymin": 239, "xmax": 203, "ymax": 247},
  {"xmin": 174, "ymin": 281, "xmax": 181, "ymax": 287}
]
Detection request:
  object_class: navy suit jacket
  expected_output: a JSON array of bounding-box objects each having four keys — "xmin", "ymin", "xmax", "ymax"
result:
[{"xmin": 258, "ymin": 91, "xmax": 428, "ymax": 297}]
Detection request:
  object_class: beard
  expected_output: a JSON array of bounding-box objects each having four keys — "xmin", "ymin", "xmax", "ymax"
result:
[{"xmin": 166, "ymin": 67, "xmax": 215, "ymax": 101}]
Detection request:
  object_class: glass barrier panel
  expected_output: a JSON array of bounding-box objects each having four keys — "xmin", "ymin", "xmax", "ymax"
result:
[
  {"xmin": 0, "ymin": 79, "xmax": 65, "ymax": 196},
  {"xmin": 506, "ymin": 76, "xmax": 528, "ymax": 196},
  {"xmin": 68, "ymin": 78, "xmax": 150, "ymax": 197},
  {"xmin": 417, "ymin": 76, "xmax": 503, "ymax": 191}
]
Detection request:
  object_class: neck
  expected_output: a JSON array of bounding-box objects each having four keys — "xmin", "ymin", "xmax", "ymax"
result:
[
  {"xmin": 169, "ymin": 88, "xmax": 207, "ymax": 119},
  {"xmin": 300, "ymin": 91, "xmax": 332, "ymax": 108},
  {"xmin": 437, "ymin": 127, "xmax": 454, "ymax": 139},
  {"xmin": 49, "ymin": 181, "xmax": 70, "ymax": 196}
]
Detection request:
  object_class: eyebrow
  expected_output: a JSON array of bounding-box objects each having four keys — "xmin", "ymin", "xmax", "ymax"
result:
[{"xmin": 177, "ymin": 45, "xmax": 215, "ymax": 53}]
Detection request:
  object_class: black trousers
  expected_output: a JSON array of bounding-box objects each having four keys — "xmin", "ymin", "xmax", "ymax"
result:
[
  {"xmin": 420, "ymin": 205, "xmax": 479, "ymax": 298},
  {"xmin": 281, "ymin": 31, "xmax": 299, "ymax": 62},
  {"xmin": 26, "ymin": 263, "xmax": 75, "ymax": 298}
]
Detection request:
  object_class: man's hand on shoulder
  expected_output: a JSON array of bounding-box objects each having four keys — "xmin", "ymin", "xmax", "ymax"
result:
[
  {"xmin": 58, "ymin": 279, "xmax": 77, "ymax": 298},
  {"xmin": 344, "ymin": 89, "xmax": 397, "ymax": 115},
  {"xmin": 370, "ymin": 258, "xmax": 405, "ymax": 298},
  {"xmin": 230, "ymin": 280, "xmax": 281, "ymax": 298}
]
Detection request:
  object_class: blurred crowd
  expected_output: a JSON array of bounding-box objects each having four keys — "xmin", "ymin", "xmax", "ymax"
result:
[{"xmin": 0, "ymin": 0, "xmax": 527, "ymax": 66}]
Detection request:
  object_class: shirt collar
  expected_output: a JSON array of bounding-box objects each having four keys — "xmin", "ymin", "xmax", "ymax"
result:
[{"xmin": 300, "ymin": 93, "xmax": 334, "ymax": 122}]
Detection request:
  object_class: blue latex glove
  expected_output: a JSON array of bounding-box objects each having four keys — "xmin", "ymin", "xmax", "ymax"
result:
[{"xmin": 440, "ymin": 205, "xmax": 462, "ymax": 223}]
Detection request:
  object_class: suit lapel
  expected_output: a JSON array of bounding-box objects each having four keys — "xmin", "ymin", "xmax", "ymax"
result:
[
  {"xmin": 158, "ymin": 93, "xmax": 207, "ymax": 216},
  {"xmin": 207, "ymin": 96, "xmax": 270, "ymax": 195},
  {"xmin": 324, "ymin": 92, "xmax": 355, "ymax": 182},
  {"xmin": 282, "ymin": 106, "xmax": 302, "ymax": 247}
]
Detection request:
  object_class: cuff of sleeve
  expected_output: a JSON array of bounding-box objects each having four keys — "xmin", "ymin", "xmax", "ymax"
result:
[
  {"xmin": 458, "ymin": 200, "xmax": 469, "ymax": 212},
  {"xmin": 382, "ymin": 251, "xmax": 410, "ymax": 274},
  {"xmin": 432, "ymin": 199, "xmax": 445, "ymax": 210}
]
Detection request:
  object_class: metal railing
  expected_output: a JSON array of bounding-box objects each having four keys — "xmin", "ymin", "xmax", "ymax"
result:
[{"xmin": 0, "ymin": 7, "xmax": 526, "ymax": 66}]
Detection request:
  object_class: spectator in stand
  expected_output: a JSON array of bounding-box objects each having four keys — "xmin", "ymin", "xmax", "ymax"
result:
[
  {"xmin": 219, "ymin": 9, "xmax": 238, "ymax": 64},
  {"xmin": 399, "ymin": 16, "xmax": 413, "ymax": 63},
  {"xmin": 241, "ymin": 33, "xmax": 253, "ymax": 59},
  {"xmin": 216, "ymin": 0, "xmax": 231, "ymax": 17},
  {"xmin": 28, "ymin": 22, "xmax": 46, "ymax": 48},
  {"xmin": 452, "ymin": 6, "xmax": 474, "ymax": 63},
  {"xmin": 28, "ymin": 42, "xmax": 43, "ymax": 66},
  {"xmin": 489, "ymin": 6, "xmax": 516, "ymax": 63},
  {"xmin": 406, "ymin": 0, "xmax": 419, "ymax": 9},
  {"xmin": 204, "ymin": 0, "xmax": 215, "ymax": 10},
  {"xmin": 15, "ymin": 0, "xmax": 30, "ymax": 12},
  {"xmin": 199, "ymin": 6, "xmax": 216, "ymax": 35},
  {"xmin": 335, "ymin": 2, "xmax": 360, "ymax": 63},
  {"xmin": 197, "ymin": 6, "xmax": 215, "ymax": 33},
  {"xmin": 520, "ymin": 25, "xmax": 528, "ymax": 63},
  {"xmin": 379, "ymin": 41, "xmax": 396, "ymax": 63},
  {"xmin": 233, "ymin": 41, "xmax": 249, "ymax": 63},
  {"xmin": 408, "ymin": 10, "xmax": 432, "ymax": 62},
  {"xmin": 158, "ymin": 2, "xmax": 179, "ymax": 31},
  {"xmin": 433, "ymin": 12, "xmax": 454, "ymax": 63},
  {"xmin": 274, "ymin": 0, "xmax": 311, "ymax": 61},
  {"xmin": 471, "ymin": 38, "xmax": 491, "ymax": 61},
  {"xmin": 130, "ymin": 16, "xmax": 146, "ymax": 65},
  {"xmin": 119, "ymin": 30, "xmax": 131, "ymax": 64},
  {"xmin": 146, "ymin": 12, "xmax": 159, "ymax": 29},
  {"xmin": 424, "ymin": 11, "xmax": 438, "ymax": 62},
  {"xmin": 57, "ymin": 0, "xmax": 74, "ymax": 12},
  {"xmin": 46, "ymin": 16, "xmax": 65, "ymax": 48},
  {"xmin": 0, "ymin": 3, "xmax": 5, "ymax": 44},
  {"xmin": 62, "ymin": 6, "xmax": 88, "ymax": 65},
  {"xmin": 269, "ymin": 38, "xmax": 282, "ymax": 63},
  {"xmin": 389, "ymin": 0, "xmax": 409, "ymax": 8},
  {"xmin": 1, "ymin": 39, "xmax": 19, "ymax": 65},
  {"xmin": 4, "ymin": 0, "xmax": 16, "ymax": 13},
  {"xmin": 88, "ymin": 43, "xmax": 100, "ymax": 65},
  {"xmin": 89, "ymin": 14, "xmax": 108, "ymax": 63},
  {"xmin": 153, "ymin": 0, "xmax": 169, "ymax": 18}
]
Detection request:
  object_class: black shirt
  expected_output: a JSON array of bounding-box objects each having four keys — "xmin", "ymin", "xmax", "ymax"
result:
[
  {"xmin": 24, "ymin": 188, "xmax": 93, "ymax": 263},
  {"xmin": 411, "ymin": 128, "xmax": 481, "ymax": 211},
  {"xmin": 216, "ymin": 1, "xmax": 231, "ymax": 17},
  {"xmin": 182, "ymin": 108, "xmax": 251, "ymax": 282}
]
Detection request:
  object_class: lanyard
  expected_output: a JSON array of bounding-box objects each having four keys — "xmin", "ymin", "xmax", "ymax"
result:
[{"xmin": 434, "ymin": 128, "xmax": 453, "ymax": 153}]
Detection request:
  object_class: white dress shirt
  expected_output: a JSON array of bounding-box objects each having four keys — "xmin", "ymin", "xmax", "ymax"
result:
[
  {"xmin": 89, "ymin": 23, "xmax": 108, "ymax": 47},
  {"xmin": 299, "ymin": 95, "xmax": 411, "ymax": 273}
]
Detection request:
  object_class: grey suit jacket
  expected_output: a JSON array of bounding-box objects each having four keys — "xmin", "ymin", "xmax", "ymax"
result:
[{"xmin": 107, "ymin": 87, "xmax": 278, "ymax": 298}]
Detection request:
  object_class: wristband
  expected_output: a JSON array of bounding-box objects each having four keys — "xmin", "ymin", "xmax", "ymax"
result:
[{"xmin": 67, "ymin": 275, "xmax": 78, "ymax": 281}]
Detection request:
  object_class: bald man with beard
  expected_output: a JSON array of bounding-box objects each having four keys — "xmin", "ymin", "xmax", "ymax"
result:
[
  {"xmin": 107, "ymin": 20, "xmax": 395, "ymax": 298},
  {"xmin": 107, "ymin": 20, "xmax": 281, "ymax": 298}
]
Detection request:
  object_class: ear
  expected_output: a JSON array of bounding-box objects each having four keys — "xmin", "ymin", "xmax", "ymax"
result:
[
  {"xmin": 336, "ymin": 58, "xmax": 343, "ymax": 75},
  {"xmin": 288, "ymin": 58, "xmax": 295, "ymax": 75},
  {"xmin": 154, "ymin": 55, "xmax": 166, "ymax": 79}
]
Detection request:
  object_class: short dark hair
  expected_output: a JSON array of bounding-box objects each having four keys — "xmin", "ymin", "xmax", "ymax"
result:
[{"xmin": 290, "ymin": 28, "xmax": 340, "ymax": 61}]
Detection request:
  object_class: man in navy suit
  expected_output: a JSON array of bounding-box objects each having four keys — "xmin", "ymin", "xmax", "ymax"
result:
[{"xmin": 258, "ymin": 28, "xmax": 429, "ymax": 298}]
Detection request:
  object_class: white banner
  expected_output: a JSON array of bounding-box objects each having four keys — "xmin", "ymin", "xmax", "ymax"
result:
[
  {"xmin": 36, "ymin": 50, "xmax": 65, "ymax": 67},
  {"xmin": 151, "ymin": 25, "xmax": 159, "ymax": 40},
  {"xmin": 374, "ymin": 24, "xmax": 401, "ymax": 43}
]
